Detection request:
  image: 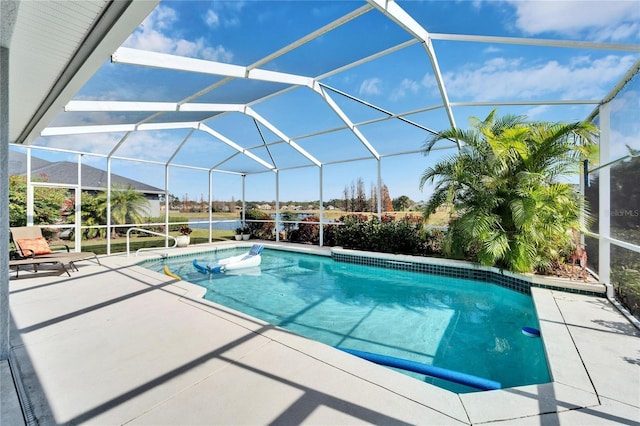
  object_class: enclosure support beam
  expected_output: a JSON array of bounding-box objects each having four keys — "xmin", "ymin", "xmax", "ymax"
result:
[
  {"xmin": 106, "ymin": 158, "xmax": 112, "ymax": 255},
  {"xmin": 367, "ymin": 0, "xmax": 458, "ymax": 146},
  {"xmin": 319, "ymin": 166, "xmax": 324, "ymax": 247},
  {"xmin": 241, "ymin": 175, "xmax": 246, "ymax": 226},
  {"xmin": 377, "ymin": 160, "xmax": 383, "ymax": 218},
  {"xmin": 76, "ymin": 155, "xmax": 82, "ymax": 250},
  {"xmin": 275, "ymin": 171, "xmax": 280, "ymax": 242},
  {"xmin": 208, "ymin": 170, "xmax": 213, "ymax": 244},
  {"xmin": 598, "ymin": 102, "xmax": 612, "ymax": 297},
  {"xmin": 0, "ymin": 45, "xmax": 11, "ymax": 360},
  {"xmin": 246, "ymin": 107, "xmax": 321, "ymax": 167},
  {"xmin": 164, "ymin": 165, "xmax": 170, "ymax": 248},
  {"xmin": 26, "ymin": 148, "xmax": 33, "ymax": 225},
  {"xmin": 314, "ymin": 83, "xmax": 380, "ymax": 160}
]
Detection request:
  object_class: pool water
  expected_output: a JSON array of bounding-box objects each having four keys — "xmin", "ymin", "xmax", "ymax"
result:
[{"xmin": 149, "ymin": 248, "xmax": 550, "ymax": 393}]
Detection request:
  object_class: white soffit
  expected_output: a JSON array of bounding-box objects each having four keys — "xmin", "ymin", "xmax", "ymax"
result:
[{"xmin": 8, "ymin": 0, "xmax": 159, "ymax": 144}]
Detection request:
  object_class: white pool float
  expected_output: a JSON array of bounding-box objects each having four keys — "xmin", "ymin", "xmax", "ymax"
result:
[{"xmin": 210, "ymin": 244, "xmax": 264, "ymax": 274}]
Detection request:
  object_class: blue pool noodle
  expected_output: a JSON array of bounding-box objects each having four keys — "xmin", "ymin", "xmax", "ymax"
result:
[
  {"xmin": 192, "ymin": 259, "xmax": 210, "ymax": 274},
  {"xmin": 337, "ymin": 347, "xmax": 501, "ymax": 391}
]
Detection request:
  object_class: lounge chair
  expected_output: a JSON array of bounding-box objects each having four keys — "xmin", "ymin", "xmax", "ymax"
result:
[
  {"xmin": 9, "ymin": 257, "xmax": 71, "ymax": 277},
  {"xmin": 10, "ymin": 226, "xmax": 101, "ymax": 272}
]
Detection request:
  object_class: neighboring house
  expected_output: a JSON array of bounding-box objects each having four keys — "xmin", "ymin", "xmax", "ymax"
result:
[{"xmin": 9, "ymin": 151, "xmax": 164, "ymax": 217}]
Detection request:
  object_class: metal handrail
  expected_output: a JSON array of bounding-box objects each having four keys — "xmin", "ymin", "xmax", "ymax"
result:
[{"xmin": 126, "ymin": 227, "xmax": 177, "ymax": 257}]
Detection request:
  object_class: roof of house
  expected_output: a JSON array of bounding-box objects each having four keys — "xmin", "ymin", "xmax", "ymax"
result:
[{"xmin": 9, "ymin": 151, "xmax": 164, "ymax": 194}]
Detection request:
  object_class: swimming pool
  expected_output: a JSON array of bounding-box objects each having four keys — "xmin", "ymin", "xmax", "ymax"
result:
[{"xmin": 145, "ymin": 247, "xmax": 550, "ymax": 393}]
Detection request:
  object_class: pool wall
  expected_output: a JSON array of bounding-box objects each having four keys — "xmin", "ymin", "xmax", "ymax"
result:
[{"xmin": 330, "ymin": 247, "xmax": 606, "ymax": 296}]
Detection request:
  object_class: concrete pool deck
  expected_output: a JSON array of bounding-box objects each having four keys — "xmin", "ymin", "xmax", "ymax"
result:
[{"xmin": 3, "ymin": 242, "xmax": 640, "ymax": 425}]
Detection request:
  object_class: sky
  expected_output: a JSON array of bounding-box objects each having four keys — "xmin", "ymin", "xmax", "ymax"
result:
[{"xmin": 24, "ymin": 0, "xmax": 640, "ymax": 205}]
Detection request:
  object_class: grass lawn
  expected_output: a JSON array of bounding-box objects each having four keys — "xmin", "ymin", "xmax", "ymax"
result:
[{"xmin": 70, "ymin": 228, "xmax": 234, "ymax": 255}]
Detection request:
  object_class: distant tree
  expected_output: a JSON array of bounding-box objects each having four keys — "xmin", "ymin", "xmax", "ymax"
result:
[
  {"xmin": 369, "ymin": 184, "xmax": 377, "ymax": 212},
  {"xmin": 162, "ymin": 193, "xmax": 180, "ymax": 210},
  {"xmin": 356, "ymin": 178, "xmax": 367, "ymax": 212},
  {"xmin": 393, "ymin": 195, "xmax": 412, "ymax": 211},
  {"xmin": 327, "ymin": 198, "xmax": 343, "ymax": 209},
  {"xmin": 381, "ymin": 184, "xmax": 393, "ymax": 212},
  {"xmin": 181, "ymin": 194, "xmax": 189, "ymax": 212},
  {"xmin": 349, "ymin": 181, "xmax": 356, "ymax": 212},
  {"xmin": 342, "ymin": 186, "xmax": 349, "ymax": 211}
]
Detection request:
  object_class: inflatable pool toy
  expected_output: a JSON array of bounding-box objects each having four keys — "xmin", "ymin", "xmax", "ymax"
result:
[
  {"xmin": 163, "ymin": 265, "xmax": 181, "ymax": 281},
  {"xmin": 193, "ymin": 244, "xmax": 264, "ymax": 274},
  {"xmin": 337, "ymin": 347, "xmax": 501, "ymax": 391},
  {"xmin": 522, "ymin": 326, "xmax": 541, "ymax": 337},
  {"xmin": 193, "ymin": 258, "xmax": 209, "ymax": 274},
  {"xmin": 210, "ymin": 244, "xmax": 264, "ymax": 273}
]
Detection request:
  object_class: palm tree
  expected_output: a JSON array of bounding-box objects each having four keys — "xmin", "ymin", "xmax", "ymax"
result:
[
  {"xmin": 81, "ymin": 184, "xmax": 150, "ymax": 238},
  {"xmin": 107, "ymin": 184, "xmax": 150, "ymax": 237},
  {"xmin": 420, "ymin": 109, "xmax": 597, "ymax": 273}
]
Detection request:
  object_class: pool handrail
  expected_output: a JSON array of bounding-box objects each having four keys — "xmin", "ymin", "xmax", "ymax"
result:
[
  {"xmin": 337, "ymin": 347, "xmax": 501, "ymax": 391},
  {"xmin": 126, "ymin": 227, "xmax": 178, "ymax": 257}
]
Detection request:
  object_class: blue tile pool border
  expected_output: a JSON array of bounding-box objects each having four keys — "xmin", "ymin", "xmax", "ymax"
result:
[
  {"xmin": 136, "ymin": 244, "xmax": 605, "ymax": 297},
  {"xmin": 331, "ymin": 250, "xmax": 605, "ymax": 297}
]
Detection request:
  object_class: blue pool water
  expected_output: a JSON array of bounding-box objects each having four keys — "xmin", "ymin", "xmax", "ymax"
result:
[{"xmin": 147, "ymin": 248, "xmax": 550, "ymax": 393}]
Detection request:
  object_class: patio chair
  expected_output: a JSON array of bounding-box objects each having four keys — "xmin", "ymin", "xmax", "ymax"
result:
[
  {"xmin": 10, "ymin": 226, "xmax": 101, "ymax": 272},
  {"xmin": 9, "ymin": 256, "xmax": 71, "ymax": 278}
]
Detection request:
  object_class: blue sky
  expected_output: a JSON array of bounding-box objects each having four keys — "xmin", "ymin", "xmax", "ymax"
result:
[{"xmin": 28, "ymin": 0, "xmax": 640, "ymax": 205}]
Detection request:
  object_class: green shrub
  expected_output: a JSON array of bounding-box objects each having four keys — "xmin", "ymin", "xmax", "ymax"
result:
[
  {"xmin": 322, "ymin": 223, "xmax": 339, "ymax": 246},
  {"xmin": 331, "ymin": 214, "xmax": 425, "ymax": 255},
  {"xmin": 244, "ymin": 209, "xmax": 274, "ymax": 239},
  {"xmin": 291, "ymin": 215, "xmax": 320, "ymax": 244},
  {"xmin": 422, "ymin": 228, "xmax": 446, "ymax": 255},
  {"xmin": 334, "ymin": 214, "xmax": 370, "ymax": 249}
]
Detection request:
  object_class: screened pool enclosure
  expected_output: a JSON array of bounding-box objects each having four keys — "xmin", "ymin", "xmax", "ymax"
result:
[{"xmin": 2, "ymin": 0, "xmax": 639, "ymax": 332}]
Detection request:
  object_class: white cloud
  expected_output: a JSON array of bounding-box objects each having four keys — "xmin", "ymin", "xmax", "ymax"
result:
[
  {"xmin": 390, "ymin": 78, "xmax": 420, "ymax": 101},
  {"xmin": 524, "ymin": 105, "xmax": 550, "ymax": 119},
  {"xmin": 197, "ymin": 39, "xmax": 234, "ymax": 62},
  {"xmin": 603, "ymin": 22, "xmax": 640, "ymax": 41},
  {"xmin": 507, "ymin": 0, "xmax": 640, "ymax": 41},
  {"xmin": 205, "ymin": 9, "xmax": 220, "ymax": 27},
  {"xmin": 436, "ymin": 54, "xmax": 637, "ymax": 102},
  {"xmin": 113, "ymin": 132, "xmax": 180, "ymax": 161},
  {"xmin": 609, "ymin": 129, "xmax": 640, "ymax": 161},
  {"xmin": 37, "ymin": 133, "xmax": 121, "ymax": 156},
  {"xmin": 149, "ymin": 5, "xmax": 177, "ymax": 31},
  {"xmin": 124, "ymin": 5, "xmax": 177, "ymax": 53},
  {"xmin": 483, "ymin": 46, "xmax": 502, "ymax": 54},
  {"xmin": 359, "ymin": 78, "xmax": 382, "ymax": 96},
  {"xmin": 124, "ymin": 5, "xmax": 234, "ymax": 62},
  {"xmin": 204, "ymin": 1, "xmax": 244, "ymax": 28}
]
